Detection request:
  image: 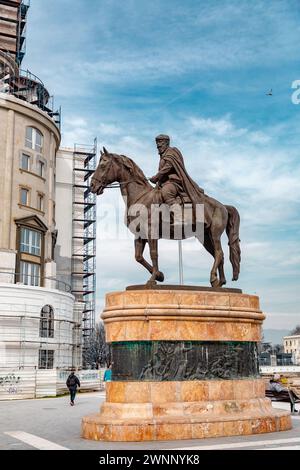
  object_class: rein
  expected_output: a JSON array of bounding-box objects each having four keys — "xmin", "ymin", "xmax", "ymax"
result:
[{"xmin": 93, "ymin": 156, "xmax": 151, "ymax": 189}]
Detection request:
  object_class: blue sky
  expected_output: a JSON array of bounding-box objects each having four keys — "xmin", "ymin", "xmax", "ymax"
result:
[{"xmin": 24, "ymin": 0, "xmax": 300, "ymax": 330}]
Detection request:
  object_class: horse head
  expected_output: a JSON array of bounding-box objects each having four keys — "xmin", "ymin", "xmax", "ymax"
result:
[
  {"xmin": 90, "ymin": 148, "xmax": 149, "ymax": 195},
  {"xmin": 90, "ymin": 147, "xmax": 117, "ymax": 195}
]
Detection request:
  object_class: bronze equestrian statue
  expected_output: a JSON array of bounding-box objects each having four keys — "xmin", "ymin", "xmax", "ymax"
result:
[{"xmin": 90, "ymin": 135, "xmax": 241, "ymax": 288}]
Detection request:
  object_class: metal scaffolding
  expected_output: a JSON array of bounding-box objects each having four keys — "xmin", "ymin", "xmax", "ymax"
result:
[
  {"xmin": 0, "ymin": 312, "xmax": 78, "ymax": 370},
  {"xmin": 0, "ymin": 0, "xmax": 30, "ymax": 66},
  {"xmin": 72, "ymin": 140, "xmax": 97, "ymax": 367},
  {"xmin": 16, "ymin": 0, "xmax": 29, "ymax": 65},
  {"xmin": 0, "ymin": 2, "xmax": 61, "ymax": 127}
]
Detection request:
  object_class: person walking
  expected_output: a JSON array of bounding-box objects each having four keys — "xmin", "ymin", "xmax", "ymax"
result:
[
  {"xmin": 66, "ymin": 370, "xmax": 80, "ymax": 406},
  {"xmin": 103, "ymin": 364, "xmax": 112, "ymax": 383}
]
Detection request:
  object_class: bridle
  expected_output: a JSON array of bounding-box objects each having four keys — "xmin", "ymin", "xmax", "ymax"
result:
[
  {"xmin": 92, "ymin": 155, "xmax": 150, "ymax": 190},
  {"xmin": 92, "ymin": 154, "xmax": 154, "ymax": 205}
]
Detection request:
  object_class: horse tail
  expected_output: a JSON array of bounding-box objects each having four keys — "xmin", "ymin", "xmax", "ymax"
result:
[{"xmin": 225, "ymin": 205, "xmax": 241, "ymax": 281}]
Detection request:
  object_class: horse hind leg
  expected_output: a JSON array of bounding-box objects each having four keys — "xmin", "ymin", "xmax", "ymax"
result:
[
  {"xmin": 202, "ymin": 232, "xmax": 220, "ymax": 288},
  {"xmin": 204, "ymin": 232, "xmax": 226, "ymax": 287},
  {"xmin": 211, "ymin": 235, "xmax": 226, "ymax": 288},
  {"xmin": 208, "ymin": 223, "xmax": 226, "ymax": 288},
  {"xmin": 218, "ymin": 255, "xmax": 226, "ymax": 287}
]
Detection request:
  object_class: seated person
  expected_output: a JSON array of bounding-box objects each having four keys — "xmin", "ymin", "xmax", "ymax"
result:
[
  {"xmin": 269, "ymin": 373, "xmax": 286, "ymax": 393},
  {"xmin": 279, "ymin": 374, "xmax": 288, "ymax": 386},
  {"xmin": 269, "ymin": 374, "xmax": 298, "ymax": 413}
]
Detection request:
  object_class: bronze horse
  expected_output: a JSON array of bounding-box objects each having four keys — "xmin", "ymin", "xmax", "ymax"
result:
[{"xmin": 90, "ymin": 148, "xmax": 241, "ymax": 287}]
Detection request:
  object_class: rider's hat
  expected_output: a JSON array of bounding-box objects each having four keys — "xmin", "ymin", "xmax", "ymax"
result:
[{"xmin": 155, "ymin": 134, "xmax": 170, "ymax": 142}]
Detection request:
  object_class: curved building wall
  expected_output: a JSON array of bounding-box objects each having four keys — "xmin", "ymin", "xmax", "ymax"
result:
[
  {"xmin": 0, "ymin": 92, "xmax": 60, "ymax": 281},
  {"xmin": 0, "ymin": 284, "xmax": 75, "ymax": 369},
  {"xmin": 0, "ymin": 50, "xmax": 18, "ymax": 78}
]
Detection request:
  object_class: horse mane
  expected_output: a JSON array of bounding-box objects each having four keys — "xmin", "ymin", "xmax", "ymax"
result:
[{"xmin": 117, "ymin": 154, "xmax": 149, "ymax": 183}]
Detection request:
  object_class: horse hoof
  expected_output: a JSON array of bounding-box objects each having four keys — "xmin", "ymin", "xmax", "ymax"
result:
[
  {"xmin": 146, "ymin": 280, "xmax": 157, "ymax": 287},
  {"xmin": 211, "ymin": 279, "xmax": 220, "ymax": 288},
  {"xmin": 219, "ymin": 279, "xmax": 227, "ymax": 287},
  {"xmin": 156, "ymin": 271, "xmax": 164, "ymax": 282}
]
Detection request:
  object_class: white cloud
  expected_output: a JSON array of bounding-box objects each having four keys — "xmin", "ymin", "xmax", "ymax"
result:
[
  {"xmin": 98, "ymin": 123, "xmax": 122, "ymax": 136},
  {"xmin": 190, "ymin": 115, "xmax": 247, "ymax": 137},
  {"xmin": 61, "ymin": 116, "xmax": 94, "ymax": 147}
]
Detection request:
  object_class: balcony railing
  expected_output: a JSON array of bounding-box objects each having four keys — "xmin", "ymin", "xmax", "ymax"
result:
[{"xmin": 0, "ymin": 62, "xmax": 61, "ymax": 129}]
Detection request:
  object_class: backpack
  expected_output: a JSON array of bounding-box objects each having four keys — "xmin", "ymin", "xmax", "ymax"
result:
[{"xmin": 68, "ymin": 375, "xmax": 76, "ymax": 387}]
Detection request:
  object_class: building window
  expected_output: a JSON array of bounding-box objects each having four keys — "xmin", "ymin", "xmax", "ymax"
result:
[
  {"xmin": 25, "ymin": 127, "xmax": 43, "ymax": 153},
  {"xmin": 37, "ymin": 193, "xmax": 44, "ymax": 212},
  {"xmin": 21, "ymin": 153, "xmax": 31, "ymax": 171},
  {"xmin": 15, "ymin": 217, "xmax": 46, "ymax": 289},
  {"xmin": 37, "ymin": 159, "xmax": 45, "ymax": 177},
  {"xmin": 20, "ymin": 261, "xmax": 40, "ymax": 286},
  {"xmin": 40, "ymin": 305, "xmax": 54, "ymax": 338},
  {"xmin": 20, "ymin": 228, "xmax": 41, "ymax": 256},
  {"xmin": 38, "ymin": 350, "xmax": 54, "ymax": 369},
  {"xmin": 20, "ymin": 188, "xmax": 29, "ymax": 206}
]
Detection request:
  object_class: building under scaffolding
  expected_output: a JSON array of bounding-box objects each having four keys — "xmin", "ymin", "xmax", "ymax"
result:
[
  {"xmin": 55, "ymin": 143, "xmax": 97, "ymax": 368},
  {"xmin": 0, "ymin": 0, "xmax": 96, "ymax": 372},
  {"xmin": 0, "ymin": 1, "xmax": 61, "ymax": 127},
  {"xmin": 0, "ymin": 0, "xmax": 29, "ymax": 66},
  {"xmin": 0, "ymin": 0, "xmax": 73, "ymax": 372},
  {"xmin": 0, "ymin": 283, "xmax": 76, "ymax": 369}
]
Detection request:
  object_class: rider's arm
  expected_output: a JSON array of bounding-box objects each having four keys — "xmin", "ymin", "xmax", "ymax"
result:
[{"xmin": 150, "ymin": 160, "xmax": 173, "ymax": 183}]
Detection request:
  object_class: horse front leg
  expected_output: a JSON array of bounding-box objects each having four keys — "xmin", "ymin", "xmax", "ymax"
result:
[
  {"xmin": 147, "ymin": 238, "xmax": 164, "ymax": 285},
  {"xmin": 135, "ymin": 238, "xmax": 152, "ymax": 275},
  {"xmin": 135, "ymin": 238, "xmax": 164, "ymax": 283},
  {"xmin": 147, "ymin": 238, "xmax": 158, "ymax": 286}
]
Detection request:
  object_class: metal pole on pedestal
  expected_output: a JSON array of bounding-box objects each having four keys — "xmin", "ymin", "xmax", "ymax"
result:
[{"xmin": 178, "ymin": 240, "xmax": 184, "ymax": 285}]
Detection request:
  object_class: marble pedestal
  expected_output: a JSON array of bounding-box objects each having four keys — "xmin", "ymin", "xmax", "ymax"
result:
[{"xmin": 82, "ymin": 287, "xmax": 291, "ymax": 441}]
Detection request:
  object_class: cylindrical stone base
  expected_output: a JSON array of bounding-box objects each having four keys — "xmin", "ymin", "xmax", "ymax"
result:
[{"xmin": 81, "ymin": 288, "xmax": 292, "ymax": 441}]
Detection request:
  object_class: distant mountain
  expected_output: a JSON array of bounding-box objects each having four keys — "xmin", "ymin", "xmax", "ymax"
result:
[{"xmin": 262, "ymin": 329, "xmax": 291, "ymax": 345}]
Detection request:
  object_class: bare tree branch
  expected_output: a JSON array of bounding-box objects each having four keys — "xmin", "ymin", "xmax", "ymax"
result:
[{"xmin": 83, "ymin": 322, "xmax": 111, "ymax": 369}]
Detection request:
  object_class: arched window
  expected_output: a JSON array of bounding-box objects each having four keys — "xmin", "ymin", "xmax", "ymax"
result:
[
  {"xmin": 25, "ymin": 127, "xmax": 43, "ymax": 153},
  {"xmin": 40, "ymin": 305, "xmax": 54, "ymax": 338}
]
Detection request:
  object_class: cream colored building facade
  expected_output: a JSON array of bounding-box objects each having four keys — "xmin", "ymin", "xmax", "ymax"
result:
[
  {"xmin": 0, "ymin": 92, "xmax": 59, "ymax": 281},
  {"xmin": 0, "ymin": 92, "xmax": 79, "ymax": 371},
  {"xmin": 284, "ymin": 335, "xmax": 300, "ymax": 365},
  {"xmin": 0, "ymin": 0, "xmax": 80, "ymax": 372}
]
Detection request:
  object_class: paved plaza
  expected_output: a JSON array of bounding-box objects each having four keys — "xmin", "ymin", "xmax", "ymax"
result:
[{"xmin": 0, "ymin": 391, "xmax": 299, "ymax": 450}]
